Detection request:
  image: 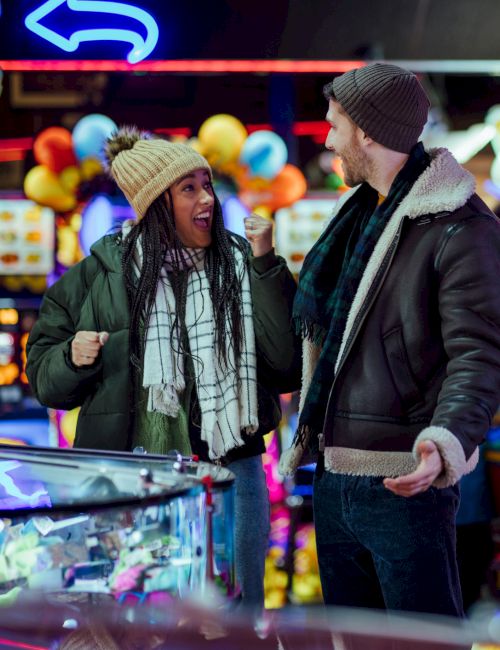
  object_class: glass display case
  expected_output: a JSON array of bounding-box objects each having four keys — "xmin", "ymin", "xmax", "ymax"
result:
[{"xmin": 0, "ymin": 445, "xmax": 235, "ymax": 603}]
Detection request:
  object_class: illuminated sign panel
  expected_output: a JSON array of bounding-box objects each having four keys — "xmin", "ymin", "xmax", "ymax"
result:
[
  {"xmin": 0, "ymin": 0, "xmax": 168, "ymax": 62},
  {"xmin": 24, "ymin": 0, "xmax": 159, "ymax": 64},
  {"xmin": 0, "ymin": 200, "xmax": 55, "ymax": 276}
]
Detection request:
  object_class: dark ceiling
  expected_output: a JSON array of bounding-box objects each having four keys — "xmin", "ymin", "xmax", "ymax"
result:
[{"xmin": 2, "ymin": 0, "xmax": 500, "ymax": 62}]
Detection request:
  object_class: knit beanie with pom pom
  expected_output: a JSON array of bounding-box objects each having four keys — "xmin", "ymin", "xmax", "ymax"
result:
[{"xmin": 104, "ymin": 126, "xmax": 212, "ymax": 219}]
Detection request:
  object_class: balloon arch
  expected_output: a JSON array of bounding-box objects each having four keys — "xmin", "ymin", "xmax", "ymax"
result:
[{"xmin": 21, "ymin": 112, "xmax": 308, "ymax": 281}]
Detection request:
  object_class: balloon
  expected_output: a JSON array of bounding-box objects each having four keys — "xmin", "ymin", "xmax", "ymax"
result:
[
  {"xmin": 325, "ymin": 172, "xmax": 346, "ymax": 191},
  {"xmin": 218, "ymin": 159, "xmax": 247, "ymax": 180},
  {"xmin": 24, "ymin": 165, "xmax": 77, "ymax": 212},
  {"xmin": 59, "ymin": 407, "xmax": 80, "ymax": 446},
  {"xmin": 33, "ymin": 127, "xmax": 77, "ymax": 174},
  {"xmin": 198, "ymin": 114, "xmax": 247, "ymax": 168},
  {"xmin": 57, "ymin": 226, "xmax": 82, "ymax": 267},
  {"xmin": 239, "ymin": 164, "xmax": 307, "ymax": 211},
  {"xmin": 268, "ymin": 165, "xmax": 307, "ymax": 210},
  {"xmin": 59, "ymin": 165, "xmax": 81, "ymax": 194},
  {"xmin": 240, "ymin": 130, "xmax": 287, "ymax": 179},
  {"xmin": 72, "ymin": 113, "xmax": 117, "ymax": 161},
  {"xmin": 187, "ymin": 137, "xmax": 205, "ymax": 156},
  {"xmin": 238, "ymin": 172, "xmax": 273, "ymax": 193},
  {"xmin": 79, "ymin": 157, "xmax": 104, "ymax": 181}
]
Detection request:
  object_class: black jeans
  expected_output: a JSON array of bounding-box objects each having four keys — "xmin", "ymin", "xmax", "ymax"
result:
[{"xmin": 313, "ymin": 469, "xmax": 464, "ymax": 617}]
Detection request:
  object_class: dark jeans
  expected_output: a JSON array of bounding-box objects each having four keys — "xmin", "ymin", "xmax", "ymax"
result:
[{"xmin": 313, "ymin": 468, "xmax": 464, "ymax": 617}]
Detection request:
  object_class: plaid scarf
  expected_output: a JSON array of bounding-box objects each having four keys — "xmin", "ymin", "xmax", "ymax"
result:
[
  {"xmin": 123, "ymin": 223, "xmax": 259, "ymax": 460},
  {"xmin": 293, "ymin": 143, "xmax": 430, "ymax": 442}
]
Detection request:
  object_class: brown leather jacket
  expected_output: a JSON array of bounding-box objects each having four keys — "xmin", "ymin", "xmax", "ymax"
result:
[{"xmin": 281, "ymin": 147, "xmax": 500, "ymax": 487}]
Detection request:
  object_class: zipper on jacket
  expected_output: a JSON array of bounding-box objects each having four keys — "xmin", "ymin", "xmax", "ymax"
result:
[{"xmin": 322, "ymin": 221, "xmax": 405, "ymax": 434}]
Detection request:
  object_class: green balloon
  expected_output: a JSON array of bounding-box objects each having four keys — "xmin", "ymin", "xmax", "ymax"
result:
[{"xmin": 325, "ymin": 173, "xmax": 343, "ymax": 190}]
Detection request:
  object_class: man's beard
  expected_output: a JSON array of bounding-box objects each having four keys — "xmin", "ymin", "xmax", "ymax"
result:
[{"xmin": 341, "ymin": 142, "xmax": 369, "ymax": 187}]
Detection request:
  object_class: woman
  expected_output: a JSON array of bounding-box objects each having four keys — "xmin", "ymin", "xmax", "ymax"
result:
[{"xmin": 26, "ymin": 127, "xmax": 300, "ymax": 613}]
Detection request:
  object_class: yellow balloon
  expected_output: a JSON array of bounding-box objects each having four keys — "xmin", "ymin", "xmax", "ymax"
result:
[
  {"xmin": 198, "ymin": 114, "xmax": 247, "ymax": 167},
  {"xmin": 57, "ymin": 226, "xmax": 80, "ymax": 267},
  {"xmin": 79, "ymin": 156, "xmax": 103, "ymax": 181},
  {"xmin": 59, "ymin": 165, "xmax": 81, "ymax": 194},
  {"xmin": 187, "ymin": 137, "xmax": 206, "ymax": 156},
  {"xmin": 24, "ymin": 165, "xmax": 76, "ymax": 212},
  {"xmin": 60, "ymin": 407, "xmax": 80, "ymax": 446}
]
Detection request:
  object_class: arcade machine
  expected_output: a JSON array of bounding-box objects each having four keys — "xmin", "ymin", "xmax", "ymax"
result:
[{"xmin": 0, "ymin": 195, "xmax": 55, "ymax": 446}]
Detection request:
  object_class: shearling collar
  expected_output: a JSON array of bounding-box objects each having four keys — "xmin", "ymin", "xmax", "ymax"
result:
[
  {"xmin": 399, "ymin": 147, "xmax": 475, "ymax": 219},
  {"xmin": 334, "ymin": 147, "xmax": 476, "ymax": 223}
]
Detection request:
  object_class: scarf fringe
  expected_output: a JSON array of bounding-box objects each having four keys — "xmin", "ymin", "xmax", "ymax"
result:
[
  {"xmin": 292, "ymin": 424, "xmax": 313, "ymax": 449},
  {"xmin": 293, "ymin": 316, "xmax": 326, "ymax": 347}
]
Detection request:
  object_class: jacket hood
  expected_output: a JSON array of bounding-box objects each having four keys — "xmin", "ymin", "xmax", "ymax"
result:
[{"xmin": 90, "ymin": 233, "xmax": 123, "ymax": 273}]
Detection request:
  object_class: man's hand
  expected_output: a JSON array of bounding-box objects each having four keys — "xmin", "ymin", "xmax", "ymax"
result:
[
  {"xmin": 244, "ymin": 213, "xmax": 273, "ymax": 258},
  {"xmin": 71, "ymin": 331, "xmax": 109, "ymax": 367},
  {"xmin": 383, "ymin": 440, "xmax": 443, "ymax": 497}
]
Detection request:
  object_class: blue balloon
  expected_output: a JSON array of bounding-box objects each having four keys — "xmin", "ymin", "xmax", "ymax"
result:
[
  {"xmin": 72, "ymin": 114, "xmax": 117, "ymax": 161},
  {"xmin": 240, "ymin": 130, "xmax": 288, "ymax": 179}
]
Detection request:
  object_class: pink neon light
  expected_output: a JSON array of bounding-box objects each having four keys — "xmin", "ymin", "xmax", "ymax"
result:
[
  {"xmin": 246, "ymin": 122, "xmax": 329, "ymax": 137},
  {"xmin": 0, "ymin": 637, "xmax": 48, "ymax": 650},
  {"xmin": 0, "ymin": 60, "xmax": 364, "ymax": 73},
  {"xmin": 0, "ymin": 138, "xmax": 34, "ymax": 151},
  {"xmin": 0, "ymin": 151, "xmax": 26, "ymax": 163},
  {"xmin": 154, "ymin": 127, "xmax": 193, "ymax": 137}
]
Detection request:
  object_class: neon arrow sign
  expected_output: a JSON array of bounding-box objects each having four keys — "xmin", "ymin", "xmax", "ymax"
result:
[{"xmin": 24, "ymin": 0, "xmax": 159, "ymax": 64}]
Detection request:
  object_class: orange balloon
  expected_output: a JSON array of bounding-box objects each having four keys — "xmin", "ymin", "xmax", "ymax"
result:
[
  {"xmin": 239, "ymin": 164, "xmax": 307, "ymax": 211},
  {"xmin": 238, "ymin": 170, "xmax": 272, "ymax": 192},
  {"xmin": 33, "ymin": 127, "xmax": 77, "ymax": 174},
  {"xmin": 267, "ymin": 164, "xmax": 307, "ymax": 211}
]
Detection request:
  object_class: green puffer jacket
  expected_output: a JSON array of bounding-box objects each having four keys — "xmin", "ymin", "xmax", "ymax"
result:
[{"xmin": 26, "ymin": 232, "xmax": 301, "ymax": 453}]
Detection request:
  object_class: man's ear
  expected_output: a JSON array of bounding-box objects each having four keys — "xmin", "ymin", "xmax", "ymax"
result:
[{"xmin": 357, "ymin": 128, "xmax": 374, "ymax": 148}]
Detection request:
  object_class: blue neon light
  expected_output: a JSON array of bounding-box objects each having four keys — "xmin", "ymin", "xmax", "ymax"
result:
[{"xmin": 24, "ymin": 0, "xmax": 159, "ymax": 64}]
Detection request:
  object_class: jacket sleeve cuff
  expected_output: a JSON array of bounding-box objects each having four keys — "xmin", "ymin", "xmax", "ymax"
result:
[
  {"xmin": 278, "ymin": 427, "xmax": 312, "ymax": 477},
  {"xmin": 412, "ymin": 426, "xmax": 479, "ymax": 488},
  {"xmin": 250, "ymin": 248, "xmax": 279, "ymax": 275}
]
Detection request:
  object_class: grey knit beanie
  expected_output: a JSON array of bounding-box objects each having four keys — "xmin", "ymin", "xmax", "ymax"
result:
[
  {"xmin": 104, "ymin": 127, "xmax": 212, "ymax": 219},
  {"xmin": 331, "ymin": 63, "xmax": 430, "ymax": 153}
]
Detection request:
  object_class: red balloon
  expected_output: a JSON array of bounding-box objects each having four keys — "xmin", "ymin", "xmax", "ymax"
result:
[{"xmin": 33, "ymin": 127, "xmax": 77, "ymax": 174}]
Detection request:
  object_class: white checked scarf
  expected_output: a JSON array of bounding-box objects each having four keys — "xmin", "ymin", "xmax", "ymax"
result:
[{"xmin": 123, "ymin": 222, "xmax": 259, "ymax": 460}]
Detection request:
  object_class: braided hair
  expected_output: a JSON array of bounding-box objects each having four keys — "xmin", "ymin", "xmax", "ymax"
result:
[{"xmin": 121, "ymin": 190, "xmax": 247, "ymax": 374}]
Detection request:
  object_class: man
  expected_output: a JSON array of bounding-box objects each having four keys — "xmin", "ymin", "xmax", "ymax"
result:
[{"xmin": 280, "ymin": 62, "xmax": 500, "ymax": 617}]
